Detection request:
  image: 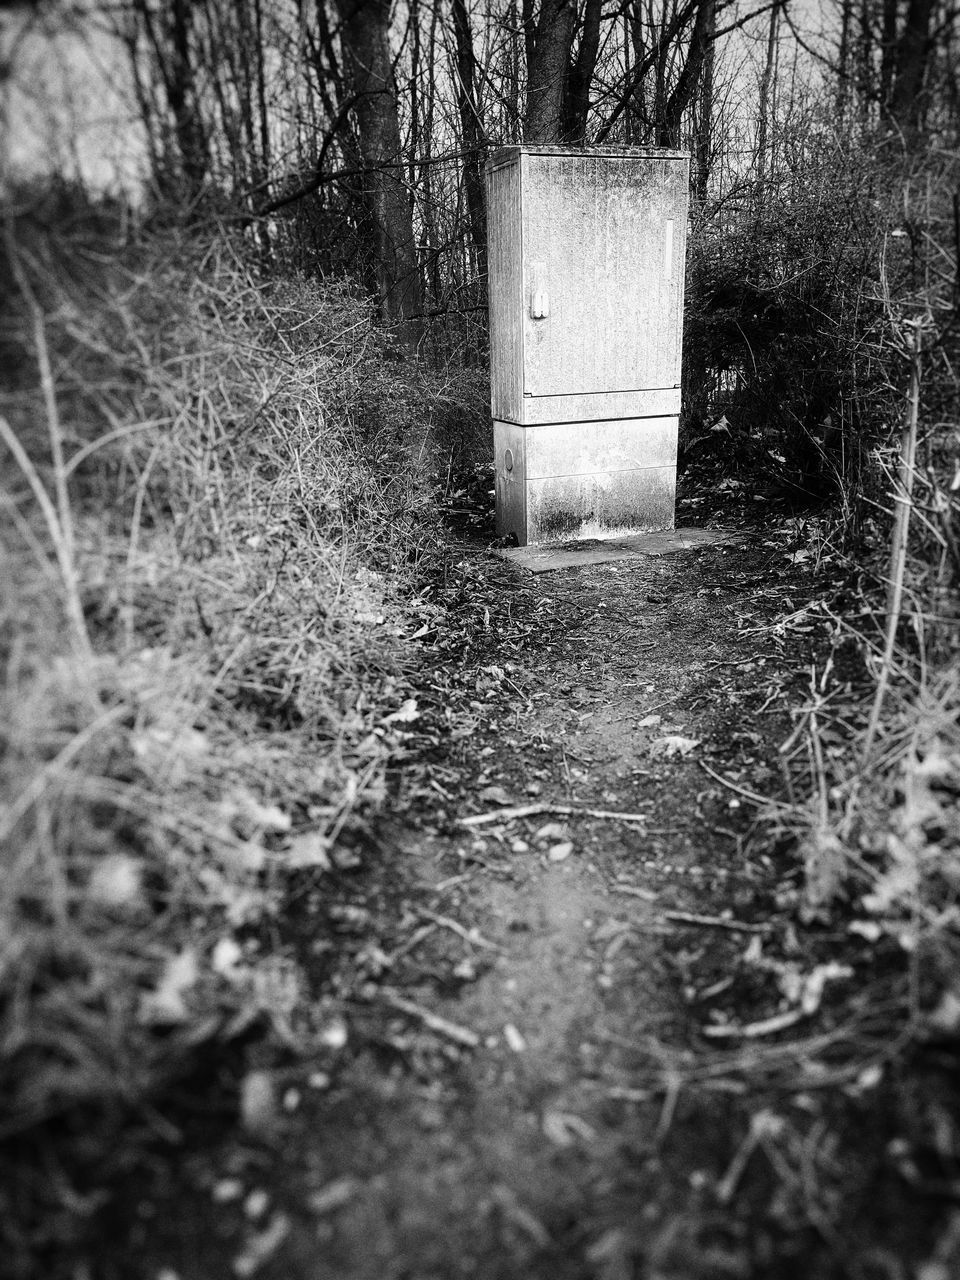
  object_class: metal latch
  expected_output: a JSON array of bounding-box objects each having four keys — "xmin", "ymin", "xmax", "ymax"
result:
[{"xmin": 529, "ymin": 261, "xmax": 549, "ymax": 319}]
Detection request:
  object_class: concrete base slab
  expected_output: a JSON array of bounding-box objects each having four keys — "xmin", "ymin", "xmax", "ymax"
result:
[{"xmin": 495, "ymin": 526, "xmax": 745, "ymax": 573}]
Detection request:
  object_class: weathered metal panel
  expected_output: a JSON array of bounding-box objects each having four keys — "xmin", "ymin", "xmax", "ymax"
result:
[
  {"xmin": 494, "ymin": 418, "xmax": 678, "ymax": 545},
  {"xmin": 526, "ymin": 467, "xmax": 677, "ymax": 544},
  {"xmin": 486, "ymin": 153, "xmax": 524, "ymax": 423},
  {"xmin": 520, "ymin": 386, "xmax": 680, "ymax": 425},
  {"xmin": 523, "ymin": 417, "xmax": 677, "ymax": 478},
  {"xmin": 493, "ymin": 421, "xmax": 526, "ymax": 539},
  {"xmin": 521, "ymin": 150, "xmax": 688, "ymax": 402}
]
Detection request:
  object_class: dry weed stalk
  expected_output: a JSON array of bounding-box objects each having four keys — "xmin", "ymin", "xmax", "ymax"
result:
[
  {"xmin": 0, "ymin": 211, "xmax": 448, "ymax": 1257},
  {"xmin": 1, "ymin": 225, "xmax": 92, "ymax": 661},
  {"xmin": 863, "ymin": 321, "xmax": 924, "ymax": 760}
]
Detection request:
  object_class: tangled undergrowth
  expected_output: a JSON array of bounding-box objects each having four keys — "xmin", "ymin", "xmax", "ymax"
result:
[
  {"xmin": 0, "ymin": 158, "xmax": 958, "ymax": 1275},
  {"xmin": 0, "ymin": 196, "xmax": 487, "ymax": 1267}
]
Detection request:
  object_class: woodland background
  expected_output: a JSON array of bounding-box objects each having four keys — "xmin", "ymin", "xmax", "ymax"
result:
[{"xmin": 0, "ymin": 0, "xmax": 958, "ymax": 1274}]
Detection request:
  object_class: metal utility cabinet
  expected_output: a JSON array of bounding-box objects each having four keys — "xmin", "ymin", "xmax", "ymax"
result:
[{"xmin": 486, "ymin": 146, "xmax": 689, "ymax": 545}]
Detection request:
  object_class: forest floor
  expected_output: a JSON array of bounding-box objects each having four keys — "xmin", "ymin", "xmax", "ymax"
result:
[{"xmin": 86, "ymin": 486, "xmax": 957, "ymax": 1280}]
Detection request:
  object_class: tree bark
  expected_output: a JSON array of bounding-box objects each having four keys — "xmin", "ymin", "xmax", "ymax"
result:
[
  {"xmin": 693, "ymin": 0, "xmax": 716, "ymax": 201},
  {"xmin": 561, "ymin": 0, "xmax": 603, "ymax": 143},
  {"xmin": 755, "ymin": 0, "xmax": 779, "ymax": 195},
  {"xmin": 451, "ymin": 0, "xmax": 487, "ymax": 272},
  {"xmin": 659, "ymin": 0, "xmax": 717, "ymax": 148},
  {"xmin": 596, "ymin": 0, "xmax": 701, "ymax": 145},
  {"xmin": 889, "ymin": 0, "xmax": 935, "ymax": 133},
  {"xmin": 879, "ymin": 0, "xmax": 899, "ymax": 111},
  {"xmin": 525, "ymin": 0, "xmax": 577, "ymax": 143},
  {"xmin": 334, "ymin": 0, "xmax": 423, "ymax": 333}
]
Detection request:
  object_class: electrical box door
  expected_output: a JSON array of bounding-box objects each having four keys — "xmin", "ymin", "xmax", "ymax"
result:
[{"xmin": 487, "ymin": 147, "xmax": 689, "ymax": 427}]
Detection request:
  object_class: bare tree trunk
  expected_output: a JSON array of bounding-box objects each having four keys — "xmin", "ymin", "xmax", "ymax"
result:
[
  {"xmin": 660, "ymin": 0, "xmax": 716, "ymax": 148},
  {"xmin": 755, "ymin": 0, "xmax": 779, "ymax": 197},
  {"xmin": 168, "ymin": 0, "xmax": 209, "ymax": 199},
  {"xmin": 561, "ymin": 0, "xmax": 602, "ymax": 143},
  {"xmin": 334, "ymin": 0, "xmax": 423, "ymax": 335},
  {"xmin": 421, "ymin": 2, "xmax": 443, "ymax": 307},
  {"xmin": 451, "ymin": 0, "xmax": 487, "ymax": 272},
  {"xmin": 693, "ymin": 0, "xmax": 715, "ymax": 202},
  {"xmin": 890, "ymin": 0, "xmax": 935, "ymax": 134},
  {"xmin": 857, "ymin": 0, "xmax": 876, "ymax": 118},
  {"xmin": 409, "ymin": 0, "xmax": 422, "ymax": 197},
  {"xmin": 879, "ymin": 0, "xmax": 899, "ymax": 111},
  {"xmin": 653, "ymin": 14, "xmax": 669, "ymax": 142},
  {"xmin": 525, "ymin": 0, "xmax": 577, "ymax": 143},
  {"xmin": 131, "ymin": 0, "xmax": 209, "ymax": 201},
  {"xmin": 521, "ymin": 0, "xmax": 537, "ymax": 90},
  {"xmin": 836, "ymin": 0, "xmax": 852, "ymax": 117},
  {"xmin": 253, "ymin": 0, "xmax": 271, "ymax": 177}
]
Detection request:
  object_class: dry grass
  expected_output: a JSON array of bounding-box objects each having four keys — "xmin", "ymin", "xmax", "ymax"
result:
[{"xmin": 0, "ymin": 193, "xmax": 472, "ymax": 1263}]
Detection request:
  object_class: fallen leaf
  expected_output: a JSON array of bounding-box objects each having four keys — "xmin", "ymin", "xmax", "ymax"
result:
[
  {"xmin": 307, "ymin": 1177, "xmax": 359, "ymax": 1215},
  {"xmin": 533, "ymin": 821, "xmax": 567, "ymax": 843},
  {"xmin": 478, "ymin": 784, "xmax": 512, "ymax": 806},
  {"xmin": 849, "ymin": 919, "xmax": 883, "ymax": 942},
  {"xmin": 139, "ymin": 948, "xmax": 199, "ymax": 1025},
  {"xmin": 229, "ymin": 790, "xmax": 291, "ymax": 835},
  {"xmin": 548, "ymin": 841, "xmax": 573, "ymax": 862},
  {"xmin": 88, "ymin": 853, "xmax": 145, "ymax": 911},
  {"xmin": 927, "ymin": 990, "xmax": 960, "ymax": 1036},
  {"xmin": 212, "ymin": 1178, "xmax": 245, "ymax": 1203},
  {"xmin": 211, "ymin": 935, "xmax": 244, "ymax": 979},
  {"xmin": 542, "ymin": 1110, "xmax": 596, "ymax": 1146},
  {"xmin": 318, "ymin": 1016, "xmax": 349, "ymax": 1050},
  {"xmin": 503, "ymin": 1023, "xmax": 527, "ymax": 1052},
  {"xmin": 383, "ymin": 698, "xmax": 419, "ymax": 725},
  {"xmin": 284, "ymin": 831, "xmax": 332, "ymax": 871},
  {"xmin": 240, "ymin": 1070, "xmax": 279, "ymax": 1139},
  {"xmin": 232, "ymin": 1213, "xmax": 290, "ymax": 1277},
  {"xmin": 637, "ymin": 714, "xmax": 662, "ymax": 729},
  {"xmin": 650, "ymin": 735, "xmax": 700, "ymax": 758},
  {"xmin": 586, "ymin": 1227, "xmax": 632, "ymax": 1280},
  {"xmin": 244, "ymin": 1188, "xmax": 270, "ymax": 1220}
]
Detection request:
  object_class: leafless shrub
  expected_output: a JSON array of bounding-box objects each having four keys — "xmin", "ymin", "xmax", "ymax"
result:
[{"xmin": 0, "ymin": 189, "xmax": 450, "ymax": 1262}]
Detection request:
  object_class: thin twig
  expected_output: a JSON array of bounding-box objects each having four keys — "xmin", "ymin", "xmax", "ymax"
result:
[
  {"xmin": 380, "ymin": 991, "xmax": 480, "ymax": 1048},
  {"xmin": 459, "ymin": 801, "xmax": 654, "ymax": 827},
  {"xmin": 0, "ymin": 705, "xmax": 129, "ymax": 845},
  {"xmin": 386, "ymin": 924, "xmax": 436, "ymax": 963},
  {"xmin": 2, "ymin": 230, "xmax": 91, "ymax": 660},
  {"xmin": 662, "ymin": 910, "xmax": 771, "ymax": 934},
  {"xmin": 698, "ymin": 760, "xmax": 789, "ymax": 809},
  {"xmin": 701, "ymin": 1008, "xmax": 806, "ymax": 1040},
  {"xmin": 417, "ymin": 908, "xmax": 503, "ymax": 952},
  {"xmin": 0, "ymin": 413, "xmax": 92, "ymax": 662},
  {"xmin": 863, "ymin": 323, "xmax": 923, "ymax": 760}
]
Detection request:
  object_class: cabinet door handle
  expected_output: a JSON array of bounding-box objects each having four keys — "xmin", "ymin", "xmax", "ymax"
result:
[{"xmin": 529, "ymin": 261, "xmax": 550, "ymax": 319}]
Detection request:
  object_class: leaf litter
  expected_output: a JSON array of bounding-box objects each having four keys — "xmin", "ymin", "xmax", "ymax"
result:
[{"xmin": 70, "ymin": 518, "xmax": 960, "ymax": 1280}]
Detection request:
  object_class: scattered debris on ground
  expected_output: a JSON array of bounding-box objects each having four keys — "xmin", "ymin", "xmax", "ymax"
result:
[{"xmin": 53, "ymin": 483, "xmax": 960, "ymax": 1280}]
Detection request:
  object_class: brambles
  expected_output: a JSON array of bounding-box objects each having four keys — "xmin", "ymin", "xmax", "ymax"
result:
[{"xmin": 0, "ymin": 191, "xmax": 459, "ymax": 1269}]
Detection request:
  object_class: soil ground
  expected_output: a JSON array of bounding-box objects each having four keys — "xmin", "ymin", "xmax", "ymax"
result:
[{"xmin": 87, "ymin": 520, "xmax": 952, "ymax": 1280}]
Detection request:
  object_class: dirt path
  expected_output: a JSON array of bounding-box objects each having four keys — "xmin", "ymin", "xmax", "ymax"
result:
[
  {"xmin": 294, "ymin": 542, "xmax": 807, "ymax": 1280},
  {"xmin": 105, "ymin": 535, "xmax": 930, "ymax": 1280}
]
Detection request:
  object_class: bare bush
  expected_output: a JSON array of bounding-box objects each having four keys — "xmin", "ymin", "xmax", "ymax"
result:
[{"xmin": 0, "ymin": 188, "xmax": 458, "ymax": 1263}]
